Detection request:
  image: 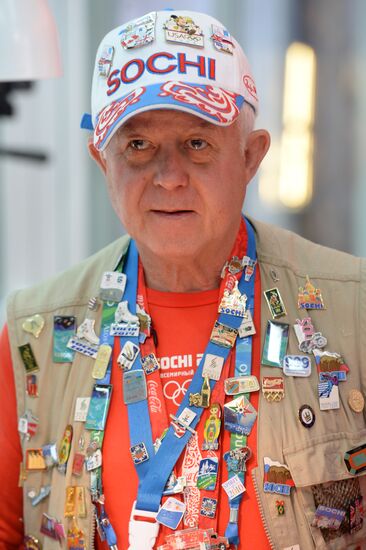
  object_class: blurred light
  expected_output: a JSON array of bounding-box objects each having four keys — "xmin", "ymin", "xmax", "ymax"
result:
[
  {"xmin": 278, "ymin": 42, "xmax": 316, "ymax": 209},
  {"xmin": 258, "ymin": 140, "xmax": 281, "ymax": 205},
  {"xmin": 279, "ymin": 132, "xmax": 314, "ymax": 208},
  {"xmin": 0, "ymin": 0, "xmax": 62, "ymax": 81},
  {"xmin": 282, "ymin": 42, "xmax": 316, "ymax": 128}
]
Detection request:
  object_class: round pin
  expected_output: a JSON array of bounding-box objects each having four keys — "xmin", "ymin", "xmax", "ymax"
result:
[
  {"xmin": 348, "ymin": 389, "xmax": 365, "ymax": 413},
  {"xmin": 298, "ymin": 404, "xmax": 315, "ymax": 428}
]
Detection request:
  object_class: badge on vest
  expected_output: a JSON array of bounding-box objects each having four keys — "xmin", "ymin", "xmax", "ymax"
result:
[
  {"xmin": 264, "ymin": 288, "xmax": 287, "ymax": 319},
  {"xmin": 85, "ymin": 384, "xmax": 112, "ymax": 431},
  {"xmin": 22, "ymin": 314, "xmax": 45, "ymax": 338},
  {"xmin": 263, "ymin": 457, "xmax": 294, "ymax": 496},
  {"xmin": 53, "ymin": 315, "xmax": 76, "ymax": 362},
  {"xmin": 99, "ymin": 271, "xmax": 127, "ymax": 302},
  {"xmin": 261, "ymin": 321, "xmax": 289, "ymax": 368},
  {"xmin": 262, "ymin": 376, "xmax": 285, "ymax": 402},
  {"xmin": 19, "ymin": 343, "xmax": 39, "ymax": 374},
  {"xmin": 67, "ymin": 318, "xmax": 100, "ymax": 359},
  {"xmin": 344, "ymin": 443, "xmax": 366, "ymax": 475},
  {"xmin": 297, "ymin": 276, "xmax": 326, "ymax": 310}
]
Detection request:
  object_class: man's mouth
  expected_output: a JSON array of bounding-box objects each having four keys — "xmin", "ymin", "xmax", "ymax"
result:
[{"xmin": 151, "ymin": 210, "xmax": 195, "ymax": 216}]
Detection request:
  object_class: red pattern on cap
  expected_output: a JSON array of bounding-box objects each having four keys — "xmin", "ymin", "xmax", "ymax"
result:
[
  {"xmin": 159, "ymin": 81, "xmax": 240, "ymax": 124},
  {"xmin": 94, "ymin": 87, "xmax": 146, "ymax": 148}
]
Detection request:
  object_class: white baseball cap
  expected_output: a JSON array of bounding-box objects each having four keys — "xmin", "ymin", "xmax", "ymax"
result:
[{"xmin": 81, "ymin": 10, "xmax": 259, "ymax": 151}]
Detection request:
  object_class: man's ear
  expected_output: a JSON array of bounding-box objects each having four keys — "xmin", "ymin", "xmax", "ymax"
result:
[
  {"xmin": 244, "ymin": 129, "xmax": 271, "ymax": 182},
  {"xmin": 88, "ymin": 137, "xmax": 107, "ymax": 175}
]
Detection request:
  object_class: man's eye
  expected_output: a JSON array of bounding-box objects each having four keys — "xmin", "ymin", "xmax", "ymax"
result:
[
  {"xmin": 187, "ymin": 139, "xmax": 208, "ymax": 150},
  {"xmin": 129, "ymin": 139, "xmax": 150, "ymax": 151}
]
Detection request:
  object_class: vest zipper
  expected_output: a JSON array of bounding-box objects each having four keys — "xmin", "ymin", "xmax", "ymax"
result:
[
  {"xmin": 90, "ymin": 504, "xmax": 96, "ymax": 550},
  {"xmin": 251, "ymin": 468, "xmax": 276, "ymax": 550}
]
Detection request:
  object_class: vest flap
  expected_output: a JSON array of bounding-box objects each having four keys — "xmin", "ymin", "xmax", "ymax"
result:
[{"xmin": 284, "ymin": 429, "xmax": 366, "ymax": 487}]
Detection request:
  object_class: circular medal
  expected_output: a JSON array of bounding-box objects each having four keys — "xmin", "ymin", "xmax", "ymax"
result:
[
  {"xmin": 348, "ymin": 389, "xmax": 365, "ymax": 413},
  {"xmin": 298, "ymin": 404, "xmax": 315, "ymax": 428}
]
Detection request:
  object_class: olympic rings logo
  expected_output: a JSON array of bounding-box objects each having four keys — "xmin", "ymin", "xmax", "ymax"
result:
[{"xmin": 163, "ymin": 378, "xmax": 192, "ymax": 406}]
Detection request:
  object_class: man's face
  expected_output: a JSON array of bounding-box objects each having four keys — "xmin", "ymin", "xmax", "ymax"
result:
[{"xmin": 91, "ymin": 110, "xmax": 268, "ymax": 261}]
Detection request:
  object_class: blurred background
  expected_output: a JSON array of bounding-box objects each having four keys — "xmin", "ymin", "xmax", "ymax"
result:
[{"xmin": 1, "ymin": 0, "xmax": 366, "ymax": 323}]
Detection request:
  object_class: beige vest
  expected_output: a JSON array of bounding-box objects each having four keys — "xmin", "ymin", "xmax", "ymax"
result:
[{"xmin": 7, "ymin": 218, "xmax": 366, "ymax": 550}]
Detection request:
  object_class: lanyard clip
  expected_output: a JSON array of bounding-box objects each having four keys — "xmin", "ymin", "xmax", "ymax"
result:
[{"xmin": 128, "ymin": 501, "xmax": 160, "ymax": 550}]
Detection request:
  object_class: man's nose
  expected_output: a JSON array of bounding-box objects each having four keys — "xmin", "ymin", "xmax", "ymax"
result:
[{"xmin": 153, "ymin": 149, "xmax": 189, "ymax": 189}]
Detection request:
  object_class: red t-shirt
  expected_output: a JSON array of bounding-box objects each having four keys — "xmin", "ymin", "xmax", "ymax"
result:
[{"xmin": 0, "ymin": 277, "xmax": 270, "ymax": 549}]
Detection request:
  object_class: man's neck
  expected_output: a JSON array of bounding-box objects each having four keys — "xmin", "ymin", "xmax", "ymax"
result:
[{"xmin": 137, "ymin": 231, "xmax": 239, "ymax": 293}]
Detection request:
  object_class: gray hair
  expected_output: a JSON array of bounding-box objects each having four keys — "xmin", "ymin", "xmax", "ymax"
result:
[{"xmin": 236, "ymin": 103, "xmax": 256, "ymax": 149}]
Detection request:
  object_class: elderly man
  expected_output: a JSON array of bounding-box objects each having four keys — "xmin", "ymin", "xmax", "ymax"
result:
[{"xmin": 1, "ymin": 9, "xmax": 366, "ymax": 550}]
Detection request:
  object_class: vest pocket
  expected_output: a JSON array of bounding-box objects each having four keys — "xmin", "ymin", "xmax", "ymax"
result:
[{"xmin": 284, "ymin": 430, "xmax": 366, "ymax": 549}]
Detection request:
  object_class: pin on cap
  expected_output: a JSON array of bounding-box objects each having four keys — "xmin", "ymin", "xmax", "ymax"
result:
[{"xmin": 83, "ymin": 10, "xmax": 259, "ymax": 151}]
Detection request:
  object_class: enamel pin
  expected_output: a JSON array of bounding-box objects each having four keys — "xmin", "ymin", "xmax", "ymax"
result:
[
  {"xmin": 211, "ymin": 24, "xmax": 234, "ymax": 54},
  {"xmin": 197, "ymin": 457, "xmax": 218, "ymax": 490},
  {"xmin": 67, "ymin": 318, "xmax": 100, "ymax": 359},
  {"xmin": 119, "ymin": 12, "xmax": 157, "ymax": 50},
  {"xmin": 200, "ymin": 497, "xmax": 218, "ymax": 518},
  {"xmin": 298, "ymin": 276, "xmax": 326, "ymax": 310},
  {"xmin": 130, "ymin": 442, "xmax": 149, "ymax": 464},
  {"xmin": 117, "ymin": 341, "xmax": 140, "ymax": 370},
  {"xmin": 293, "ymin": 317, "xmax": 327, "ymax": 354},
  {"xmin": 219, "ymin": 279, "xmax": 247, "ymax": 317},
  {"xmin": 110, "ymin": 301, "xmax": 139, "ymax": 337},
  {"xmin": 264, "ymin": 288, "xmax": 287, "ymax": 319},
  {"xmin": 22, "ymin": 314, "xmax": 45, "ymax": 338},
  {"xmin": 224, "ymin": 446, "xmax": 252, "ymax": 473},
  {"xmin": 99, "ymin": 271, "xmax": 127, "ymax": 302},
  {"xmin": 19, "ymin": 343, "xmax": 39, "ymax": 374},
  {"xmin": 202, "ymin": 403, "xmax": 221, "ymax": 450},
  {"xmin": 164, "ymin": 14, "xmax": 204, "ymax": 47},
  {"xmin": 224, "ymin": 395, "xmax": 257, "ymax": 436},
  {"xmin": 210, "ymin": 321, "xmax": 238, "ymax": 348},
  {"xmin": 344, "ymin": 444, "xmax": 366, "ymax": 475},
  {"xmin": 141, "ymin": 353, "xmax": 160, "ymax": 374},
  {"xmin": 98, "ymin": 45, "xmax": 114, "ymax": 77},
  {"xmin": 263, "ymin": 457, "xmax": 294, "ymax": 496},
  {"xmin": 189, "ymin": 377, "xmax": 211, "ymax": 408},
  {"xmin": 262, "ymin": 376, "xmax": 285, "ymax": 402},
  {"xmin": 261, "ymin": 320, "xmax": 289, "ymax": 368}
]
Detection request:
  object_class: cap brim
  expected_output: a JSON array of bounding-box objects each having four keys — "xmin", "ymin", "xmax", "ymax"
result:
[{"xmin": 93, "ymin": 81, "xmax": 244, "ymax": 151}]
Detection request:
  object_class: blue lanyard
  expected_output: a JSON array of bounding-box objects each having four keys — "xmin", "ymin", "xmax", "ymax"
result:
[
  {"xmin": 225, "ymin": 221, "xmax": 256, "ymax": 546},
  {"xmin": 121, "ymin": 217, "xmax": 257, "ymax": 521}
]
